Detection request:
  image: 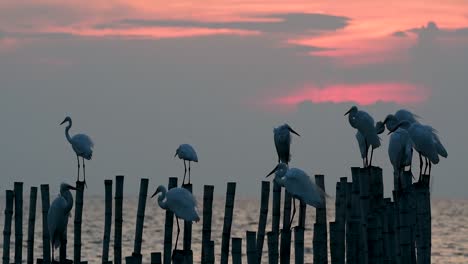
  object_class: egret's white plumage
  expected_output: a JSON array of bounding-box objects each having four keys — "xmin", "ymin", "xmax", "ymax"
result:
[
  {"xmin": 267, "ymin": 163, "xmax": 326, "ymax": 227},
  {"xmin": 273, "ymin": 124, "xmax": 300, "ymax": 164},
  {"xmin": 175, "ymin": 144, "xmax": 198, "ymax": 184},
  {"xmin": 60, "ymin": 116, "xmax": 94, "ymax": 185},
  {"xmin": 356, "ymin": 121, "xmax": 385, "ymax": 167},
  {"xmin": 152, "ymin": 185, "xmax": 199, "ymax": 250},
  {"xmin": 345, "ymin": 106, "xmax": 381, "ymax": 167},
  {"xmin": 47, "ymin": 183, "xmax": 76, "ymax": 261}
]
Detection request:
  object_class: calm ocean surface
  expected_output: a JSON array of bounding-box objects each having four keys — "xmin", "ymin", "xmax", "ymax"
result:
[{"xmin": 0, "ymin": 196, "xmax": 467, "ymax": 263}]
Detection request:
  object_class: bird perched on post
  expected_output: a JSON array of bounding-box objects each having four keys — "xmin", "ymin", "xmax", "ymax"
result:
[
  {"xmin": 273, "ymin": 124, "xmax": 300, "ymax": 165},
  {"xmin": 345, "ymin": 106, "xmax": 381, "ymax": 167},
  {"xmin": 266, "ymin": 163, "xmax": 326, "ymax": 228},
  {"xmin": 151, "ymin": 185, "xmax": 199, "ymax": 252},
  {"xmin": 60, "ymin": 116, "xmax": 94, "ymax": 186},
  {"xmin": 174, "ymin": 144, "xmax": 198, "ymax": 185},
  {"xmin": 47, "ymin": 183, "xmax": 77, "ymax": 262},
  {"xmin": 356, "ymin": 121, "xmax": 385, "ymax": 167}
]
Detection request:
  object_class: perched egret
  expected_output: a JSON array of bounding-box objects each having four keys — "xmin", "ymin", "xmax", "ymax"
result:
[
  {"xmin": 266, "ymin": 163, "xmax": 326, "ymax": 228},
  {"xmin": 356, "ymin": 121, "xmax": 385, "ymax": 167},
  {"xmin": 151, "ymin": 185, "xmax": 200, "ymax": 251},
  {"xmin": 394, "ymin": 109, "xmax": 420, "ymax": 124},
  {"xmin": 345, "ymin": 106, "xmax": 381, "ymax": 167},
  {"xmin": 383, "ymin": 115, "xmax": 414, "ymax": 188},
  {"xmin": 273, "ymin": 124, "xmax": 300, "ymax": 164},
  {"xmin": 47, "ymin": 183, "xmax": 76, "ymax": 261},
  {"xmin": 389, "ymin": 120, "xmax": 447, "ymax": 180},
  {"xmin": 174, "ymin": 144, "xmax": 198, "ymax": 184},
  {"xmin": 60, "ymin": 116, "xmax": 94, "ymax": 186}
]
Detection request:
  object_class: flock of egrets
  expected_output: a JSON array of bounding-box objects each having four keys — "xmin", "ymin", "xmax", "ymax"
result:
[{"xmin": 47, "ymin": 107, "xmax": 447, "ymax": 260}]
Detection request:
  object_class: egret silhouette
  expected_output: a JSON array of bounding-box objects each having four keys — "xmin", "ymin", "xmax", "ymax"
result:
[
  {"xmin": 151, "ymin": 185, "xmax": 200, "ymax": 252},
  {"xmin": 47, "ymin": 183, "xmax": 76, "ymax": 261},
  {"xmin": 356, "ymin": 121, "xmax": 385, "ymax": 167},
  {"xmin": 60, "ymin": 116, "xmax": 94, "ymax": 186},
  {"xmin": 273, "ymin": 124, "xmax": 300, "ymax": 164},
  {"xmin": 267, "ymin": 163, "xmax": 326, "ymax": 228},
  {"xmin": 174, "ymin": 144, "xmax": 198, "ymax": 184}
]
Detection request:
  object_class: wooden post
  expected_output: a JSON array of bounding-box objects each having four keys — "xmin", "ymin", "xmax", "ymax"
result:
[
  {"xmin": 392, "ymin": 191, "xmax": 401, "ymax": 264},
  {"xmin": 232, "ymin": 237, "xmax": 242, "ymax": 264},
  {"xmin": 150, "ymin": 253, "xmax": 162, "ymax": 264},
  {"xmin": 415, "ymin": 174, "xmax": 431, "ymax": 264},
  {"xmin": 14, "ymin": 182, "xmax": 23, "ymax": 264},
  {"xmin": 383, "ymin": 198, "xmax": 396, "ymax": 264},
  {"xmin": 271, "ymin": 181, "xmax": 281, "ymax": 262},
  {"xmin": 335, "ymin": 178, "xmax": 347, "ymax": 264},
  {"xmin": 367, "ymin": 215, "xmax": 379, "ymax": 263},
  {"xmin": 102, "ymin": 180, "xmax": 113, "ymax": 264},
  {"xmin": 114, "ymin": 175, "xmax": 125, "ymax": 264},
  {"xmin": 40, "ymin": 184, "xmax": 51, "ymax": 264},
  {"xmin": 182, "ymin": 183, "xmax": 193, "ymax": 252},
  {"xmin": 329, "ymin": 222, "xmax": 338, "ymax": 264},
  {"xmin": 313, "ymin": 174, "xmax": 327, "ymax": 264},
  {"xmin": 358, "ymin": 168, "xmax": 369, "ymax": 264},
  {"xmin": 347, "ymin": 168, "xmax": 361, "ymax": 264},
  {"xmin": 280, "ymin": 191, "xmax": 292, "ymax": 264},
  {"xmin": 2, "ymin": 190, "xmax": 14, "ymax": 264},
  {"xmin": 163, "ymin": 177, "xmax": 178, "ymax": 264},
  {"xmin": 204, "ymin": 241, "xmax": 215, "ymax": 264},
  {"xmin": 27, "ymin": 187, "xmax": 38, "ymax": 264},
  {"xmin": 132, "ymin": 178, "xmax": 149, "ymax": 263},
  {"xmin": 201, "ymin": 185, "xmax": 214, "ymax": 263},
  {"xmin": 220, "ymin": 182, "xmax": 236, "ymax": 264},
  {"xmin": 246, "ymin": 231, "xmax": 257, "ymax": 264},
  {"xmin": 74, "ymin": 181, "xmax": 85, "ymax": 264},
  {"xmin": 398, "ymin": 171, "xmax": 412, "ymax": 264},
  {"xmin": 256, "ymin": 181, "xmax": 270, "ymax": 263},
  {"xmin": 294, "ymin": 227, "xmax": 304, "ymax": 264},
  {"xmin": 267, "ymin": 232, "xmax": 278, "ymax": 264}
]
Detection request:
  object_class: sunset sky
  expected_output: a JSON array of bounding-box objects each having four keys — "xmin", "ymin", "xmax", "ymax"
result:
[{"xmin": 1, "ymin": 0, "xmax": 467, "ymax": 197}]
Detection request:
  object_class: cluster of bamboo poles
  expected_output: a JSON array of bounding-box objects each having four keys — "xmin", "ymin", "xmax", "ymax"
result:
[{"xmin": 1, "ymin": 167, "xmax": 431, "ymax": 264}]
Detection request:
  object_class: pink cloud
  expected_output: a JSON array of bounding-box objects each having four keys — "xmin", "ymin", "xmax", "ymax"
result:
[{"xmin": 268, "ymin": 83, "xmax": 430, "ymax": 106}]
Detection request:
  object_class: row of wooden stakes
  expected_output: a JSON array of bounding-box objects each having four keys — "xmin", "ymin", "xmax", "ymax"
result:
[{"xmin": 1, "ymin": 166, "xmax": 431, "ymax": 264}]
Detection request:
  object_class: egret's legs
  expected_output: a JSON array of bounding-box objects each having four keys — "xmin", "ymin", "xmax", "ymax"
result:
[
  {"xmin": 76, "ymin": 155, "xmax": 80, "ymax": 182},
  {"xmin": 419, "ymin": 152, "xmax": 423, "ymax": 181},
  {"xmin": 82, "ymin": 157, "xmax": 87, "ymax": 188},
  {"xmin": 369, "ymin": 147, "xmax": 374, "ymax": 167},
  {"xmin": 423, "ymin": 157, "xmax": 429, "ymax": 176},
  {"xmin": 175, "ymin": 217, "xmax": 180, "ymax": 249},
  {"xmin": 364, "ymin": 140, "xmax": 369, "ymax": 167},
  {"xmin": 188, "ymin": 161, "xmax": 191, "ymax": 184},
  {"xmin": 289, "ymin": 198, "xmax": 296, "ymax": 230},
  {"xmin": 428, "ymin": 161, "xmax": 432, "ymax": 177},
  {"xmin": 52, "ymin": 245, "xmax": 55, "ymax": 262},
  {"xmin": 182, "ymin": 160, "xmax": 187, "ymax": 185}
]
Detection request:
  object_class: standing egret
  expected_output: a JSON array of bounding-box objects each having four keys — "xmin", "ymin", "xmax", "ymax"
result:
[
  {"xmin": 345, "ymin": 106, "xmax": 381, "ymax": 167},
  {"xmin": 47, "ymin": 183, "xmax": 76, "ymax": 261},
  {"xmin": 266, "ymin": 163, "xmax": 326, "ymax": 228},
  {"xmin": 394, "ymin": 109, "xmax": 420, "ymax": 124},
  {"xmin": 389, "ymin": 120, "xmax": 447, "ymax": 180},
  {"xmin": 151, "ymin": 185, "xmax": 200, "ymax": 252},
  {"xmin": 60, "ymin": 116, "xmax": 94, "ymax": 186},
  {"xmin": 356, "ymin": 121, "xmax": 385, "ymax": 167},
  {"xmin": 273, "ymin": 124, "xmax": 300, "ymax": 164},
  {"xmin": 174, "ymin": 144, "xmax": 198, "ymax": 184}
]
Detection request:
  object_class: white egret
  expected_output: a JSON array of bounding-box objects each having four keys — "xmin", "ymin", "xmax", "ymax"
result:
[
  {"xmin": 394, "ymin": 109, "xmax": 420, "ymax": 124},
  {"xmin": 174, "ymin": 144, "xmax": 198, "ymax": 184},
  {"xmin": 266, "ymin": 163, "xmax": 326, "ymax": 228},
  {"xmin": 151, "ymin": 185, "xmax": 200, "ymax": 251},
  {"xmin": 273, "ymin": 124, "xmax": 300, "ymax": 164},
  {"xmin": 356, "ymin": 121, "xmax": 385, "ymax": 167},
  {"xmin": 60, "ymin": 116, "xmax": 94, "ymax": 186},
  {"xmin": 345, "ymin": 106, "xmax": 381, "ymax": 167},
  {"xmin": 47, "ymin": 183, "xmax": 76, "ymax": 261},
  {"xmin": 389, "ymin": 120, "xmax": 447, "ymax": 180}
]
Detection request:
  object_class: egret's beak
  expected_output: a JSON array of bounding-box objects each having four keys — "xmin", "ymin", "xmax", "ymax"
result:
[
  {"xmin": 174, "ymin": 152, "xmax": 178, "ymax": 158},
  {"xmin": 60, "ymin": 119, "xmax": 67, "ymax": 125},
  {"xmin": 288, "ymin": 127, "xmax": 301, "ymax": 137},
  {"xmin": 344, "ymin": 109, "xmax": 352, "ymax": 116},
  {"xmin": 68, "ymin": 185, "xmax": 77, "ymax": 191},
  {"xmin": 266, "ymin": 165, "xmax": 279, "ymax": 178},
  {"xmin": 382, "ymin": 116, "xmax": 389, "ymax": 125},
  {"xmin": 151, "ymin": 188, "xmax": 161, "ymax": 198}
]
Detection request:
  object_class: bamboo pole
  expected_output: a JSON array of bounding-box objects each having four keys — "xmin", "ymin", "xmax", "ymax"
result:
[
  {"xmin": 27, "ymin": 187, "xmax": 37, "ymax": 264},
  {"xmin": 335, "ymin": 178, "xmax": 347, "ymax": 264},
  {"xmin": 2, "ymin": 190, "xmax": 14, "ymax": 264},
  {"xmin": 256, "ymin": 181, "xmax": 270, "ymax": 263},
  {"xmin": 267, "ymin": 231, "xmax": 278, "ymax": 264},
  {"xmin": 298, "ymin": 201, "xmax": 306, "ymax": 229},
  {"xmin": 150, "ymin": 253, "xmax": 162, "ymax": 264},
  {"xmin": 74, "ymin": 181, "xmax": 85, "ymax": 264},
  {"xmin": 313, "ymin": 174, "xmax": 327, "ymax": 264},
  {"xmin": 163, "ymin": 177, "xmax": 178, "ymax": 264},
  {"xmin": 294, "ymin": 227, "xmax": 304, "ymax": 264},
  {"xmin": 182, "ymin": 183, "xmax": 193, "ymax": 252},
  {"xmin": 201, "ymin": 185, "xmax": 214, "ymax": 263},
  {"xmin": 272, "ymin": 181, "xmax": 281, "ymax": 234},
  {"xmin": 205, "ymin": 241, "xmax": 215, "ymax": 264},
  {"xmin": 232, "ymin": 237, "xmax": 242, "ymax": 264},
  {"xmin": 114, "ymin": 175, "xmax": 125, "ymax": 264},
  {"xmin": 358, "ymin": 168, "xmax": 369, "ymax": 264},
  {"xmin": 132, "ymin": 178, "xmax": 149, "ymax": 263},
  {"xmin": 392, "ymin": 191, "xmax": 401, "ymax": 264},
  {"xmin": 220, "ymin": 182, "xmax": 236, "ymax": 264},
  {"xmin": 398, "ymin": 171, "xmax": 412, "ymax": 264},
  {"xmin": 102, "ymin": 180, "xmax": 113, "ymax": 264},
  {"xmin": 246, "ymin": 231, "xmax": 257, "ymax": 264},
  {"xmin": 329, "ymin": 222, "xmax": 338, "ymax": 264},
  {"xmin": 347, "ymin": 168, "xmax": 361, "ymax": 264},
  {"xmin": 415, "ymin": 174, "xmax": 431, "ymax": 264},
  {"xmin": 40, "ymin": 184, "xmax": 51, "ymax": 264},
  {"xmin": 279, "ymin": 190, "xmax": 292, "ymax": 264},
  {"xmin": 14, "ymin": 182, "xmax": 23, "ymax": 264}
]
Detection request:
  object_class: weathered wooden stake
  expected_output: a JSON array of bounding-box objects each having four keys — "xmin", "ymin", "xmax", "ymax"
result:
[
  {"xmin": 27, "ymin": 187, "xmax": 38, "ymax": 264},
  {"xmin": 358, "ymin": 168, "xmax": 370, "ymax": 264},
  {"xmin": 256, "ymin": 181, "xmax": 270, "ymax": 263},
  {"xmin": 114, "ymin": 175, "xmax": 125, "ymax": 264},
  {"xmin": 2, "ymin": 190, "xmax": 14, "ymax": 264},
  {"xmin": 102, "ymin": 180, "xmax": 113, "ymax": 264},
  {"xmin": 40, "ymin": 184, "xmax": 51, "ymax": 264},
  {"xmin": 182, "ymin": 183, "xmax": 193, "ymax": 253},
  {"xmin": 415, "ymin": 174, "xmax": 431, "ymax": 264},
  {"xmin": 347, "ymin": 168, "xmax": 361, "ymax": 264},
  {"xmin": 246, "ymin": 231, "xmax": 257, "ymax": 264},
  {"xmin": 220, "ymin": 182, "xmax": 236, "ymax": 264},
  {"xmin": 201, "ymin": 185, "xmax": 214, "ymax": 263},
  {"xmin": 163, "ymin": 177, "xmax": 178, "ymax": 264},
  {"xmin": 14, "ymin": 182, "xmax": 23, "ymax": 264},
  {"xmin": 150, "ymin": 252, "xmax": 162, "ymax": 264},
  {"xmin": 267, "ymin": 232, "xmax": 278, "ymax": 264},
  {"xmin": 280, "ymin": 190, "xmax": 292, "ymax": 264},
  {"xmin": 271, "ymin": 181, "xmax": 281, "ymax": 262},
  {"xmin": 205, "ymin": 241, "xmax": 215, "ymax": 264},
  {"xmin": 74, "ymin": 181, "xmax": 85, "ymax": 264},
  {"xmin": 132, "ymin": 178, "xmax": 149, "ymax": 263},
  {"xmin": 335, "ymin": 178, "xmax": 347, "ymax": 264},
  {"xmin": 398, "ymin": 171, "xmax": 412, "ymax": 264},
  {"xmin": 294, "ymin": 227, "xmax": 304, "ymax": 264},
  {"xmin": 313, "ymin": 174, "xmax": 327, "ymax": 264},
  {"xmin": 329, "ymin": 222, "xmax": 338, "ymax": 264},
  {"xmin": 232, "ymin": 237, "xmax": 242, "ymax": 264}
]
